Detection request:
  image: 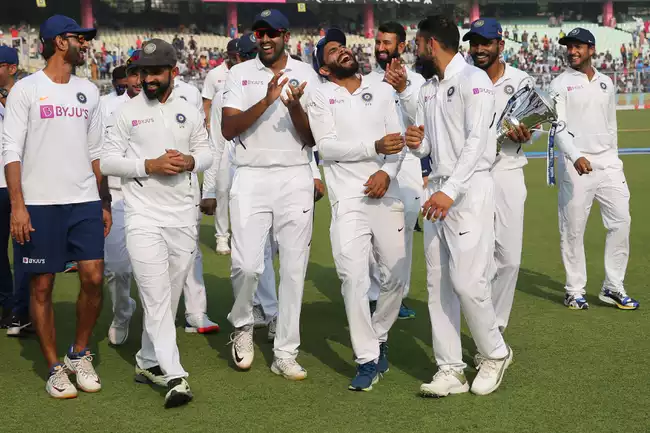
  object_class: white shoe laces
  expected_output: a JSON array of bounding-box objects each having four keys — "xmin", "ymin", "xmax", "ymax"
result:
[
  {"xmin": 229, "ymin": 328, "xmax": 253, "ymax": 353},
  {"xmin": 432, "ymin": 369, "xmax": 459, "ymax": 382},
  {"xmin": 71, "ymin": 353, "xmax": 98, "ymax": 379},
  {"xmin": 50, "ymin": 367, "xmax": 73, "ymax": 389},
  {"xmin": 476, "ymin": 357, "xmax": 499, "ymax": 378},
  {"xmin": 276, "ymin": 358, "xmax": 303, "ymax": 374}
]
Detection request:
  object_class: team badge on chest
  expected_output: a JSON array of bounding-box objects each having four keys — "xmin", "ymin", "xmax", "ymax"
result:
[
  {"xmin": 600, "ymin": 82, "xmax": 607, "ymax": 92},
  {"xmin": 176, "ymin": 113, "xmax": 187, "ymax": 128},
  {"xmin": 77, "ymin": 92, "xmax": 87, "ymax": 104},
  {"xmin": 504, "ymin": 85, "xmax": 514, "ymax": 95},
  {"xmin": 361, "ymin": 92, "xmax": 373, "ymax": 106},
  {"xmin": 447, "ymin": 86, "xmax": 455, "ymax": 102},
  {"xmin": 289, "ymin": 78, "xmax": 300, "ymax": 87}
]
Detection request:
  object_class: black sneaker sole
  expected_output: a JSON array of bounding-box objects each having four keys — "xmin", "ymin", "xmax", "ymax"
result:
[{"xmin": 164, "ymin": 391, "xmax": 193, "ymax": 408}]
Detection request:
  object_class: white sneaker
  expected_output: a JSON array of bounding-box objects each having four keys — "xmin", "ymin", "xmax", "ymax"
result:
[
  {"xmin": 471, "ymin": 346, "xmax": 513, "ymax": 396},
  {"xmin": 216, "ymin": 236, "xmax": 231, "ymax": 255},
  {"xmin": 271, "ymin": 358, "xmax": 307, "ymax": 381},
  {"xmin": 108, "ymin": 298, "xmax": 136, "ymax": 345},
  {"xmin": 229, "ymin": 326, "xmax": 254, "ymax": 370},
  {"xmin": 420, "ymin": 369, "xmax": 470, "ymax": 397},
  {"xmin": 64, "ymin": 348, "xmax": 102, "ymax": 393},
  {"xmin": 185, "ymin": 313, "xmax": 220, "ymax": 334},
  {"xmin": 267, "ymin": 316, "xmax": 277, "ymax": 342},
  {"xmin": 135, "ymin": 365, "xmax": 166, "ymax": 387},
  {"xmin": 46, "ymin": 364, "xmax": 78, "ymax": 399},
  {"xmin": 253, "ymin": 305, "xmax": 267, "ymax": 329},
  {"xmin": 164, "ymin": 378, "xmax": 193, "ymax": 409}
]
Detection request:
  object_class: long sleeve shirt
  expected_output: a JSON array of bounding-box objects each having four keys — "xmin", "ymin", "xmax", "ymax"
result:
[
  {"xmin": 2, "ymin": 70, "xmax": 102, "ymax": 205},
  {"xmin": 101, "ymin": 92, "xmax": 214, "ymax": 227}
]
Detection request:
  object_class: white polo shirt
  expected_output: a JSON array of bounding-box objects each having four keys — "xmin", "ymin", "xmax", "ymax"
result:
[
  {"xmin": 101, "ymin": 92, "xmax": 130, "ymax": 194},
  {"xmin": 412, "ymin": 53, "xmax": 497, "ymax": 201},
  {"xmin": 550, "ymin": 66, "xmax": 619, "ymax": 168},
  {"xmin": 202, "ymin": 62, "xmax": 230, "ymax": 100},
  {"xmin": 0, "ymin": 103, "xmax": 6, "ymax": 188},
  {"xmin": 493, "ymin": 64, "xmax": 533, "ymax": 171},
  {"xmin": 306, "ymin": 76, "xmax": 404, "ymax": 205},
  {"xmin": 101, "ymin": 92, "xmax": 213, "ymax": 228},
  {"xmin": 2, "ymin": 70, "xmax": 102, "ymax": 205},
  {"xmin": 222, "ymin": 55, "xmax": 320, "ymax": 168},
  {"xmin": 174, "ymin": 77, "xmax": 205, "ymax": 119}
]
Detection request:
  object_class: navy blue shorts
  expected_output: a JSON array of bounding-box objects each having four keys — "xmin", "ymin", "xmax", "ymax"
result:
[{"xmin": 14, "ymin": 201, "xmax": 104, "ymax": 274}]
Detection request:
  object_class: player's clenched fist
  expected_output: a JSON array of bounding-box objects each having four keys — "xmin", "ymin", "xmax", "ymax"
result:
[
  {"xmin": 364, "ymin": 170, "xmax": 391, "ymax": 198},
  {"xmin": 573, "ymin": 156, "xmax": 592, "ymax": 175},
  {"xmin": 374, "ymin": 132, "xmax": 404, "ymax": 155},
  {"xmin": 405, "ymin": 125, "xmax": 425, "ymax": 149},
  {"xmin": 422, "ymin": 191, "xmax": 454, "ymax": 221}
]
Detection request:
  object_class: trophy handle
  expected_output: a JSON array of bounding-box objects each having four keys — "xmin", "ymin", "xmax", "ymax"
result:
[{"xmin": 554, "ymin": 120, "xmax": 567, "ymax": 134}]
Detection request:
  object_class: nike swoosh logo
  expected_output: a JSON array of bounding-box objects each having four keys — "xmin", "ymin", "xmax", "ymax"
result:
[
  {"xmin": 53, "ymin": 386, "xmax": 66, "ymax": 392},
  {"xmin": 415, "ymin": 197, "xmax": 420, "ymax": 200},
  {"xmin": 459, "ymin": 231, "xmax": 469, "ymax": 236},
  {"xmin": 302, "ymin": 209, "xmax": 310, "ymax": 213},
  {"xmin": 39, "ymin": 96, "xmax": 48, "ymax": 101},
  {"xmin": 398, "ymin": 227, "xmax": 404, "ymax": 232},
  {"xmin": 234, "ymin": 347, "xmax": 243, "ymax": 363}
]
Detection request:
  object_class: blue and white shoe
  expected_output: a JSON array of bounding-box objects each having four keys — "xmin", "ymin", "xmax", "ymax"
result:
[
  {"xmin": 599, "ymin": 288, "xmax": 639, "ymax": 310},
  {"xmin": 63, "ymin": 262, "xmax": 78, "ymax": 273},
  {"xmin": 564, "ymin": 294, "xmax": 589, "ymax": 310},
  {"xmin": 348, "ymin": 362, "xmax": 379, "ymax": 391},
  {"xmin": 378, "ymin": 342, "xmax": 389, "ymax": 374},
  {"xmin": 398, "ymin": 302, "xmax": 416, "ymax": 320}
]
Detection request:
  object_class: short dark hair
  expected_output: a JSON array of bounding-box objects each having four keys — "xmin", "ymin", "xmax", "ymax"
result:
[
  {"xmin": 417, "ymin": 15, "xmax": 459, "ymax": 53},
  {"xmin": 41, "ymin": 38, "xmax": 56, "ymax": 60},
  {"xmin": 378, "ymin": 22, "xmax": 406, "ymax": 44},
  {"xmin": 112, "ymin": 66, "xmax": 127, "ymax": 81}
]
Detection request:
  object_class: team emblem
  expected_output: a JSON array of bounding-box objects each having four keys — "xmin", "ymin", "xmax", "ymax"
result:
[
  {"xmin": 569, "ymin": 29, "xmax": 580, "ymax": 36},
  {"xmin": 600, "ymin": 82, "xmax": 607, "ymax": 90},
  {"xmin": 406, "ymin": 79, "xmax": 411, "ymax": 87},
  {"xmin": 176, "ymin": 113, "xmax": 187, "ymax": 124},
  {"xmin": 180, "ymin": 96, "xmax": 188, "ymax": 101},
  {"xmin": 447, "ymin": 86, "xmax": 455, "ymax": 97},
  {"xmin": 76, "ymin": 92, "xmax": 87, "ymax": 104},
  {"xmin": 289, "ymin": 78, "xmax": 300, "ymax": 87},
  {"xmin": 261, "ymin": 9, "xmax": 271, "ymax": 17},
  {"xmin": 143, "ymin": 42, "xmax": 156, "ymax": 54},
  {"xmin": 504, "ymin": 85, "xmax": 514, "ymax": 95},
  {"xmin": 474, "ymin": 20, "xmax": 484, "ymax": 27},
  {"xmin": 249, "ymin": 33, "xmax": 257, "ymax": 43},
  {"xmin": 361, "ymin": 93, "xmax": 373, "ymax": 102}
]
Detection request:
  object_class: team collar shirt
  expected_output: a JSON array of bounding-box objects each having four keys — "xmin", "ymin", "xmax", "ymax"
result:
[
  {"xmin": 492, "ymin": 64, "xmax": 534, "ymax": 171},
  {"xmin": 0, "ymin": 102, "xmax": 5, "ymax": 187},
  {"xmin": 222, "ymin": 55, "xmax": 320, "ymax": 168},
  {"xmin": 306, "ymin": 75, "xmax": 405, "ymax": 204},
  {"xmin": 412, "ymin": 53, "xmax": 497, "ymax": 201},
  {"xmin": 201, "ymin": 62, "xmax": 229, "ymax": 101},
  {"xmin": 100, "ymin": 91, "xmax": 214, "ymax": 228},
  {"xmin": 2, "ymin": 70, "xmax": 102, "ymax": 205},
  {"xmin": 101, "ymin": 92, "xmax": 131, "ymax": 193},
  {"xmin": 174, "ymin": 77, "xmax": 205, "ymax": 119},
  {"xmin": 550, "ymin": 66, "xmax": 618, "ymax": 167}
]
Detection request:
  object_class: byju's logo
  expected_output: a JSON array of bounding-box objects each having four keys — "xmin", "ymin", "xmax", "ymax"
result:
[
  {"xmin": 22, "ymin": 257, "xmax": 45, "ymax": 264},
  {"xmin": 132, "ymin": 118, "xmax": 155, "ymax": 127},
  {"xmin": 40, "ymin": 105, "xmax": 89, "ymax": 120}
]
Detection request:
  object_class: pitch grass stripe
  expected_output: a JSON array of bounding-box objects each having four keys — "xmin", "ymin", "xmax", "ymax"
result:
[{"xmin": 526, "ymin": 148, "xmax": 650, "ymax": 159}]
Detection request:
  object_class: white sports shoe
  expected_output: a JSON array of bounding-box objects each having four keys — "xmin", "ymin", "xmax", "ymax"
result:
[
  {"xmin": 229, "ymin": 326, "xmax": 254, "ymax": 370},
  {"xmin": 46, "ymin": 364, "xmax": 77, "ymax": 399},
  {"xmin": 471, "ymin": 346, "xmax": 513, "ymax": 396},
  {"xmin": 64, "ymin": 348, "xmax": 102, "ymax": 393},
  {"xmin": 271, "ymin": 358, "xmax": 307, "ymax": 381},
  {"xmin": 185, "ymin": 313, "xmax": 220, "ymax": 334},
  {"xmin": 165, "ymin": 378, "xmax": 193, "ymax": 409},
  {"xmin": 108, "ymin": 298, "xmax": 136, "ymax": 345},
  {"xmin": 216, "ymin": 236, "xmax": 231, "ymax": 255},
  {"xmin": 253, "ymin": 305, "xmax": 267, "ymax": 329},
  {"xmin": 420, "ymin": 369, "xmax": 470, "ymax": 397},
  {"xmin": 267, "ymin": 316, "xmax": 277, "ymax": 342}
]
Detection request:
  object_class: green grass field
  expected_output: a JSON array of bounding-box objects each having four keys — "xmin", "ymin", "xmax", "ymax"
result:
[{"xmin": 3, "ymin": 111, "xmax": 650, "ymax": 433}]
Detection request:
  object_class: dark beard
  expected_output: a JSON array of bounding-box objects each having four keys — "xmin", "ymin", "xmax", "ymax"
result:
[
  {"xmin": 143, "ymin": 78, "xmax": 171, "ymax": 100},
  {"xmin": 415, "ymin": 56, "xmax": 439, "ymax": 80},
  {"xmin": 65, "ymin": 45, "xmax": 85, "ymax": 67},
  {"xmin": 471, "ymin": 51, "xmax": 499, "ymax": 71},
  {"xmin": 260, "ymin": 41, "xmax": 285, "ymax": 67},
  {"xmin": 329, "ymin": 60, "xmax": 359, "ymax": 79},
  {"xmin": 375, "ymin": 49, "xmax": 400, "ymax": 70}
]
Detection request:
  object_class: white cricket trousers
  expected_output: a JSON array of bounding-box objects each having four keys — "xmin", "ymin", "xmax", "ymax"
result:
[
  {"xmin": 368, "ymin": 156, "xmax": 423, "ymax": 302},
  {"xmin": 491, "ymin": 168, "xmax": 527, "ymax": 330},
  {"xmin": 215, "ymin": 148, "xmax": 233, "ymax": 240},
  {"xmin": 330, "ymin": 196, "xmax": 408, "ymax": 364},
  {"xmin": 253, "ymin": 233, "xmax": 279, "ymax": 320},
  {"xmin": 127, "ymin": 224, "xmax": 197, "ymax": 382},
  {"xmin": 104, "ymin": 197, "xmax": 135, "ymax": 324},
  {"xmin": 557, "ymin": 157, "xmax": 631, "ymax": 296},
  {"xmin": 424, "ymin": 172, "xmax": 507, "ymax": 371},
  {"xmin": 228, "ymin": 165, "xmax": 313, "ymax": 360}
]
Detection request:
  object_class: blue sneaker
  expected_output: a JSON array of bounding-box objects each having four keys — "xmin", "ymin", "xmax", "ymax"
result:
[
  {"xmin": 599, "ymin": 288, "xmax": 639, "ymax": 310},
  {"xmin": 378, "ymin": 342, "xmax": 389, "ymax": 374},
  {"xmin": 63, "ymin": 262, "xmax": 78, "ymax": 273},
  {"xmin": 348, "ymin": 362, "xmax": 379, "ymax": 391},
  {"xmin": 564, "ymin": 294, "xmax": 589, "ymax": 310},
  {"xmin": 398, "ymin": 302, "xmax": 416, "ymax": 319}
]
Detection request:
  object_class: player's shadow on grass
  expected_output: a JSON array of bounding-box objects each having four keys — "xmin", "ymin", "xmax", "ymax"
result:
[
  {"xmin": 517, "ymin": 268, "xmax": 600, "ymax": 306},
  {"xmin": 199, "ymin": 220, "xmax": 217, "ymax": 251},
  {"xmin": 18, "ymin": 300, "xmax": 107, "ymax": 381}
]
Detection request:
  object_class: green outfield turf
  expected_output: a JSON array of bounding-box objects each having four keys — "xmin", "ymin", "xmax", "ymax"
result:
[{"xmin": 2, "ymin": 111, "xmax": 649, "ymax": 433}]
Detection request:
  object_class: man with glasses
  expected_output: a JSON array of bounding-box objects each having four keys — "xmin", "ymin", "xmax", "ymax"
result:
[
  {"xmin": 2, "ymin": 15, "xmax": 110, "ymax": 399},
  {"xmin": 101, "ymin": 39, "xmax": 214, "ymax": 408},
  {"xmin": 222, "ymin": 9, "xmax": 318, "ymax": 380}
]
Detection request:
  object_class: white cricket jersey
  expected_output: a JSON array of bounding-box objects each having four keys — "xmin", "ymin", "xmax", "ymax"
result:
[
  {"xmin": 492, "ymin": 65, "xmax": 533, "ymax": 171},
  {"xmin": 100, "ymin": 92, "xmax": 214, "ymax": 228},
  {"xmin": 222, "ymin": 55, "xmax": 320, "ymax": 168},
  {"xmin": 174, "ymin": 77, "xmax": 205, "ymax": 119},
  {"xmin": 0, "ymin": 103, "xmax": 6, "ymax": 188},
  {"xmin": 201, "ymin": 63, "xmax": 229, "ymax": 100},
  {"xmin": 2, "ymin": 70, "xmax": 102, "ymax": 205},
  {"xmin": 412, "ymin": 53, "xmax": 497, "ymax": 201},
  {"xmin": 100, "ymin": 91, "xmax": 119, "ymax": 110},
  {"xmin": 550, "ymin": 67, "xmax": 619, "ymax": 167},
  {"xmin": 306, "ymin": 76, "xmax": 405, "ymax": 205},
  {"xmin": 203, "ymin": 88, "xmax": 233, "ymax": 199},
  {"xmin": 101, "ymin": 92, "xmax": 131, "ymax": 194}
]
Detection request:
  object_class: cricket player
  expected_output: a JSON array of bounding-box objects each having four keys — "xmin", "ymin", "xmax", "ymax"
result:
[
  {"xmin": 551, "ymin": 28, "xmax": 638, "ymax": 310},
  {"xmin": 365, "ymin": 21, "xmax": 427, "ymax": 320},
  {"xmin": 3, "ymin": 15, "xmax": 110, "ymax": 399},
  {"xmin": 307, "ymin": 28, "xmax": 408, "ymax": 391},
  {"xmin": 101, "ymin": 39, "xmax": 214, "ymax": 408},
  {"xmin": 100, "ymin": 65, "xmax": 127, "ymax": 107},
  {"xmin": 405, "ymin": 15, "xmax": 512, "ymax": 397},
  {"xmin": 202, "ymin": 39, "xmax": 238, "ymax": 130},
  {"xmin": 465, "ymin": 18, "xmax": 534, "ymax": 331},
  {"xmin": 221, "ymin": 9, "xmax": 318, "ymax": 380}
]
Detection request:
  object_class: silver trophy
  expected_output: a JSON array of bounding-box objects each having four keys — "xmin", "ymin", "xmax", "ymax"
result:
[{"xmin": 496, "ymin": 84, "xmax": 560, "ymax": 147}]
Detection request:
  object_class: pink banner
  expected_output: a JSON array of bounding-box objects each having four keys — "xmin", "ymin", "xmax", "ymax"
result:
[{"xmin": 203, "ymin": 0, "xmax": 286, "ymax": 3}]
